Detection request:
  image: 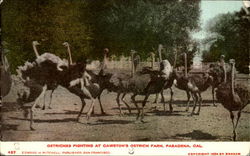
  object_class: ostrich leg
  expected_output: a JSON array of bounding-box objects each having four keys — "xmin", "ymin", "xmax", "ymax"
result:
[
  {"xmin": 48, "ymin": 88, "xmax": 56, "ymax": 109},
  {"xmin": 76, "ymin": 97, "xmax": 86, "ymax": 122},
  {"xmin": 154, "ymin": 93, "xmax": 159, "ymax": 104},
  {"xmin": 42, "ymin": 90, "xmax": 46, "ymax": 110},
  {"xmin": 229, "ymin": 111, "xmax": 236, "ymax": 141},
  {"xmin": 162, "ymin": 91, "xmax": 166, "ymax": 111},
  {"xmin": 116, "ymin": 93, "xmax": 123, "ymax": 115},
  {"xmin": 190, "ymin": 93, "xmax": 198, "ymax": 116},
  {"xmin": 131, "ymin": 94, "xmax": 140, "ymax": 119},
  {"xmin": 86, "ymin": 98, "xmax": 96, "ymax": 120},
  {"xmin": 140, "ymin": 93, "xmax": 150, "ymax": 122},
  {"xmin": 168, "ymin": 88, "xmax": 173, "ymax": 113},
  {"xmin": 30, "ymin": 85, "xmax": 47, "ymax": 130},
  {"xmin": 121, "ymin": 93, "xmax": 131, "ymax": 114},
  {"xmin": 160, "ymin": 90, "xmax": 165, "ymax": 103},
  {"xmin": 232, "ymin": 111, "xmax": 242, "ymax": 141},
  {"xmin": 185, "ymin": 91, "xmax": 191, "ymax": 112},
  {"xmin": 78, "ymin": 86, "xmax": 93, "ymax": 121},
  {"xmin": 212, "ymin": 86, "xmax": 216, "ymax": 107},
  {"xmin": 196, "ymin": 92, "xmax": 202, "ymax": 115},
  {"xmin": 97, "ymin": 95, "xmax": 106, "ymax": 114}
]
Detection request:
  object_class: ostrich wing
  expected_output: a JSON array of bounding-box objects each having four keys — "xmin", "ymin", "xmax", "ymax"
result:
[{"xmin": 18, "ymin": 58, "xmax": 68, "ymax": 84}]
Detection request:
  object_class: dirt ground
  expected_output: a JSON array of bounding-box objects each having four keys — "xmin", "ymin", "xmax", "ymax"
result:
[{"xmin": 1, "ymin": 81, "xmax": 250, "ymax": 141}]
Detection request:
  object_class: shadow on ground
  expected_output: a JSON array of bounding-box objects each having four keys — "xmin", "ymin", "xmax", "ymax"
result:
[
  {"xmin": 89, "ymin": 119, "xmax": 134, "ymax": 126},
  {"xmin": 1, "ymin": 123, "xmax": 19, "ymax": 130},
  {"xmin": 172, "ymin": 130, "xmax": 218, "ymax": 140},
  {"xmin": 9, "ymin": 117, "xmax": 77, "ymax": 123}
]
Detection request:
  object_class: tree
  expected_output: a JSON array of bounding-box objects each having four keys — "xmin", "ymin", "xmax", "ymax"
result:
[
  {"xmin": 202, "ymin": 9, "xmax": 250, "ymax": 73},
  {"xmin": 84, "ymin": 0, "xmax": 201, "ymax": 66},
  {"xmin": 2, "ymin": 0, "xmax": 92, "ymax": 73},
  {"xmin": 2, "ymin": 0, "xmax": 201, "ymax": 72}
]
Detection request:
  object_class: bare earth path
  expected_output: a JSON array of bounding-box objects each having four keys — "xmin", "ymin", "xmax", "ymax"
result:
[{"xmin": 1, "ymin": 84, "xmax": 250, "ymax": 141}]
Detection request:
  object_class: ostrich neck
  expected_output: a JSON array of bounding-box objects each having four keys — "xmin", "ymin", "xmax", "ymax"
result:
[
  {"xmin": 151, "ymin": 54, "xmax": 155, "ymax": 69},
  {"xmin": 67, "ymin": 45, "xmax": 73, "ymax": 65},
  {"xmin": 173, "ymin": 53, "xmax": 177, "ymax": 68},
  {"xmin": 131, "ymin": 53, "xmax": 135, "ymax": 77},
  {"xmin": 32, "ymin": 44, "xmax": 40, "ymax": 58},
  {"xmin": 221, "ymin": 61, "xmax": 226, "ymax": 83},
  {"xmin": 102, "ymin": 53, "xmax": 108, "ymax": 70},
  {"xmin": 184, "ymin": 53, "xmax": 187, "ymax": 77},
  {"xmin": 231, "ymin": 64, "xmax": 235, "ymax": 96}
]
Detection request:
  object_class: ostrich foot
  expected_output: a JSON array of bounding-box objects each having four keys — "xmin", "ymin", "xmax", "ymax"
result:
[
  {"xmin": 134, "ymin": 120, "xmax": 141, "ymax": 124},
  {"xmin": 136, "ymin": 115, "xmax": 140, "ymax": 120},
  {"xmin": 35, "ymin": 105, "xmax": 41, "ymax": 108},
  {"xmin": 119, "ymin": 112, "xmax": 125, "ymax": 117},
  {"xmin": 30, "ymin": 127, "xmax": 35, "ymax": 131},
  {"xmin": 233, "ymin": 131, "xmax": 237, "ymax": 141},
  {"xmin": 86, "ymin": 113, "xmax": 91, "ymax": 121},
  {"xmin": 185, "ymin": 108, "xmax": 189, "ymax": 112},
  {"xmin": 101, "ymin": 111, "xmax": 107, "ymax": 115},
  {"xmin": 76, "ymin": 116, "xmax": 81, "ymax": 122},
  {"xmin": 128, "ymin": 110, "xmax": 132, "ymax": 114},
  {"xmin": 140, "ymin": 119, "xmax": 146, "ymax": 123},
  {"xmin": 42, "ymin": 106, "xmax": 45, "ymax": 110},
  {"xmin": 48, "ymin": 106, "xmax": 52, "ymax": 109}
]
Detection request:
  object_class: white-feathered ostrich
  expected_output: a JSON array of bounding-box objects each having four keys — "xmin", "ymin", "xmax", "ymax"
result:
[
  {"xmin": 62, "ymin": 42, "xmax": 107, "ymax": 115},
  {"xmin": 174, "ymin": 52, "xmax": 213, "ymax": 115},
  {"xmin": 31, "ymin": 41, "xmax": 68, "ymax": 110},
  {"xmin": 216, "ymin": 59, "xmax": 250, "ymax": 141},
  {"xmin": 153, "ymin": 46, "xmax": 175, "ymax": 106},
  {"xmin": 16, "ymin": 56, "xmax": 95, "ymax": 130}
]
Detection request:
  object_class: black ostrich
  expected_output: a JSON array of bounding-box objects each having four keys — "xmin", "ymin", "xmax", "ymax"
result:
[
  {"xmin": 216, "ymin": 59, "xmax": 250, "ymax": 141},
  {"xmin": 16, "ymin": 51, "xmax": 90, "ymax": 130}
]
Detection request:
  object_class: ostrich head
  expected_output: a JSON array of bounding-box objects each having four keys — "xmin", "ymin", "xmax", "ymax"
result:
[
  {"xmin": 32, "ymin": 41, "xmax": 40, "ymax": 46},
  {"xmin": 208, "ymin": 63, "xmax": 227, "ymax": 85},
  {"xmin": 104, "ymin": 48, "xmax": 109, "ymax": 55},
  {"xmin": 62, "ymin": 42, "xmax": 70, "ymax": 47}
]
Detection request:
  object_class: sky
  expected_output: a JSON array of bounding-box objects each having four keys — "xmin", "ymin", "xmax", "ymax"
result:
[
  {"xmin": 193, "ymin": 0, "xmax": 243, "ymax": 40},
  {"xmin": 192, "ymin": 0, "xmax": 243, "ymax": 66}
]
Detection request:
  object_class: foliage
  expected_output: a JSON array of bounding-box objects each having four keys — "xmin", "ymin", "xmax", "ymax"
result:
[
  {"xmin": 2, "ymin": 0, "xmax": 201, "ymax": 73},
  {"xmin": 202, "ymin": 9, "xmax": 250, "ymax": 73}
]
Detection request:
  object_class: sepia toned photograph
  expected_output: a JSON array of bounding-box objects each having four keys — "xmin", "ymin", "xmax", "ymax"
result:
[{"xmin": 1, "ymin": 0, "xmax": 249, "ymax": 143}]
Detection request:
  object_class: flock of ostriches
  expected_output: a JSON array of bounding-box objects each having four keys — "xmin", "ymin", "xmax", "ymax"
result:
[{"xmin": 1, "ymin": 41, "xmax": 249, "ymax": 141}]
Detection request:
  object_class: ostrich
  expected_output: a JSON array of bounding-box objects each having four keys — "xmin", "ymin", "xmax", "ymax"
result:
[
  {"xmin": 138, "ymin": 65, "xmax": 175, "ymax": 112},
  {"xmin": 216, "ymin": 59, "xmax": 250, "ymax": 141},
  {"xmin": 173, "ymin": 52, "xmax": 213, "ymax": 115},
  {"xmin": 95, "ymin": 49, "xmax": 136, "ymax": 116},
  {"xmin": 208, "ymin": 55, "xmax": 232, "ymax": 106},
  {"xmin": 98, "ymin": 58, "xmax": 173, "ymax": 121},
  {"xmin": 62, "ymin": 43, "xmax": 107, "ymax": 115},
  {"xmin": 17, "ymin": 57, "xmax": 94, "ymax": 130},
  {"xmin": 31, "ymin": 41, "xmax": 69, "ymax": 110}
]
